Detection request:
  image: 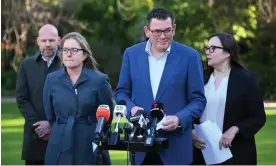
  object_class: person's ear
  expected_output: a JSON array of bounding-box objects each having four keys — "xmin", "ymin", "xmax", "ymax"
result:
[
  {"xmin": 173, "ymin": 24, "xmax": 176, "ymax": 36},
  {"xmin": 144, "ymin": 26, "xmax": 151, "ymax": 39}
]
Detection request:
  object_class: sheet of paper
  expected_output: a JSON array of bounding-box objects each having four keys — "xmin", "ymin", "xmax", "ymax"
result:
[
  {"xmin": 92, "ymin": 142, "xmax": 98, "ymax": 152},
  {"xmin": 156, "ymin": 115, "xmax": 166, "ymax": 130},
  {"xmin": 194, "ymin": 120, "xmax": 232, "ymax": 164}
]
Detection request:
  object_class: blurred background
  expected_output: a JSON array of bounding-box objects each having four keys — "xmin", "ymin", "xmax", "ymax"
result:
[
  {"xmin": 1, "ymin": 0, "xmax": 276, "ymax": 165},
  {"xmin": 2, "ymin": 0, "xmax": 276, "ymax": 99}
]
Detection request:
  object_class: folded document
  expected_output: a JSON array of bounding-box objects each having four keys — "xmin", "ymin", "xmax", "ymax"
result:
[{"xmin": 194, "ymin": 120, "xmax": 232, "ymax": 164}]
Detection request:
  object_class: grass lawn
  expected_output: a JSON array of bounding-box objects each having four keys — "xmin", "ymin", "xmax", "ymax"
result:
[{"xmin": 1, "ymin": 102, "xmax": 276, "ymax": 165}]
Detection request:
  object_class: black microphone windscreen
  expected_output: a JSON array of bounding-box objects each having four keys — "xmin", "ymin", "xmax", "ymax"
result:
[
  {"xmin": 150, "ymin": 103, "xmax": 164, "ymax": 121},
  {"xmin": 129, "ymin": 109, "xmax": 147, "ymax": 123},
  {"xmin": 151, "ymin": 102, "xmax": 164, "ymax": 110},
  {"xmin": 117, "ymin": 100, "xmax": 126, "ymax": 105},
  {"xmin": 134, "ymin": 110, "xmax": 147, "ymax": 117},
  {"xmin": 134, "ymin": 109, "xmax": 147, "ymax": 117}
]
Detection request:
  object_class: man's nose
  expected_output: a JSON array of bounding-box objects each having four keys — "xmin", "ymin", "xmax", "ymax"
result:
[
  {"xmin": 45, "ymin": 40, "xmax": 51, "ymax": 46},
  {"xmin": 159, "ymin": 32, "xmax": 166, "ymax": 38}
]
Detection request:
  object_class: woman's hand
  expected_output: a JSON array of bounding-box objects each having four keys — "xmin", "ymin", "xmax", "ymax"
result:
[{"xmin": 219, "ymin": 126, "xmax": 239, "ymax": 149}]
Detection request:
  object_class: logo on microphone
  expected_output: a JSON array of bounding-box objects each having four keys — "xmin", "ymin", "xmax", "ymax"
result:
[
  {"xmin": 98, "ymin": 105, "xmax": 110, "ymax": 110},
  {"xmin": 138, "ymin": 116, "xmax": 147, "ymax": 128},
  {"xmin": 151, "ymin": 103, "xmax": 165, "ymax": 113}
]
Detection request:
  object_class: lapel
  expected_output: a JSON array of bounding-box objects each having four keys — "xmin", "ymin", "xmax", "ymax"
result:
[
  {"xmin": 155, "ymin": 41, "xmax": 180, "ymax": 101},
  {"xmin": 34, "ymin": 51, "xmax": 41, "ymax": 61},
  {"xmin": 138, "ymin": 45, "xmax": 155, "ymax": 102},
  {"xmin": 223, "ymin": 67, "xmax": 238, "ymax": 132},
  {"xmin": 59, "ymin": 66, "xmax": 89, "ymax": 88},
  {"xmin": 75, "ymin": 67, "xmax": 89, "ymax": 87}
]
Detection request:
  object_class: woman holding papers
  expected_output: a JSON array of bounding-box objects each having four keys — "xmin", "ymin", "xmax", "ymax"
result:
[{"xmin": 192, "ymin": 33, "xmax": 266, "ymax": 165}]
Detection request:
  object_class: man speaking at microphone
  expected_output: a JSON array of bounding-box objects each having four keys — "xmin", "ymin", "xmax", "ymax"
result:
[{"xmin": 115, "ymin": 7, "xmax": 206, "ymax": 165}]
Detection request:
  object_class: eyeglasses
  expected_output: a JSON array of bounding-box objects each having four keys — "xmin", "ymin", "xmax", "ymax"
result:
[
  {"xmin": 204, "ymin": 45, "xmax": 227, "ymax": 53},
  {"xmin": 61, "ymin": 47, "xmax": 84, "ymax": 55},
  {"xmin": 149, "ymin": 28, "xmax": 174, "ymax": 36}
]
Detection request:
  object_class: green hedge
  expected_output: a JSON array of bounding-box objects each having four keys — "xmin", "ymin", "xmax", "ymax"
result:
[
  {"xmin": 1, "ymin": 70, "xmax": 17, "ymax": 96},
  {"xmin": 246, "ymin": 62, "xmax": 276, "ymax": 100}
]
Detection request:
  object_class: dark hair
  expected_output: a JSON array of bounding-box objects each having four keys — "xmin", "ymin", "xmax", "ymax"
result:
[
  {"xmin": 204, "ymin": 33, "xmax": 244, "ymax": 84},
  {"xmin": 146, "ymin": 7, "xmax": 175, "ymax": 26}
]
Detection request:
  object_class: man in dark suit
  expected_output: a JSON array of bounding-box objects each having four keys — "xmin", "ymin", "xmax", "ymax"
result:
[
  {"xmin": 16, "ymin": 24, "xmax": 61, "ymax": 165},
  {"xmin": 115, "ymin": 7, "xmax": 206, "ymax": 165}
]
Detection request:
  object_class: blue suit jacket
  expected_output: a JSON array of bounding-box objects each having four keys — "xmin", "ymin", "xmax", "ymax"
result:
[{"xmin": 115, "ymin": 40, "xmax": 206, "ymax": 165}]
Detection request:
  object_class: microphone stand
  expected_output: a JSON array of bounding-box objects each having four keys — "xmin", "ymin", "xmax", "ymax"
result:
[
  {"xmin": 109, "ymin": 116, "xmax": 122, "ymax": 145},
  {"xmin": 129, "ymin": 135, "xmax": 136, "ymax": 166},
  {"xmin": 104, "ymin": 123, "xmax": 169, "ymax": 166},
  {"xmin": 123, "ymin": 123, "xmax": 136, "ymax": 165},
  {"xmin": 144, "ymin": 118, "xmax": 157, "ymax": 146},
  {"xmin": 95, "ymin": 133, "xmax": 103, "ymax": 165},
  {"xmin": 127, "ymin": 125, "xmax": 147, "ymax": 165}
]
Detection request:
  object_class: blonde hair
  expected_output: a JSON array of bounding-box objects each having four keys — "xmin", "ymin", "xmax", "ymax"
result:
[{"xmin": 60, "ymin": 32, "xmax": 98, "ymax": 69}]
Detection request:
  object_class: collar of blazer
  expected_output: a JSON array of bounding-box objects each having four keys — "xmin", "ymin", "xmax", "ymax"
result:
[
  {"xmin": 34, "ymin": 51, "xmax": 60, "ymax": 62},
  {"xmin": 56, "ymin": 65, "xmax": 92, "ymax": 82}
]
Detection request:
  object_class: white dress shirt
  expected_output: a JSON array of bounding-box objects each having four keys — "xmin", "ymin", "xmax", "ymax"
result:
[
  {"xmin": 200, "ymin": 73, "xmax": 229, "ymax": 131},
  {"xmin": 145, "ymin": 40, "xmax": 171, "ymax": 100},
  {"xmin": 42, "ymin": 53, "xmax": 57, "ymax": 67}
]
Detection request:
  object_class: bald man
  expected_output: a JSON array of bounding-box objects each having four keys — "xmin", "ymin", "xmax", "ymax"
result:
[{"xmin": 16, "ymin": 24, "xmax": 61, "ymax": 165}]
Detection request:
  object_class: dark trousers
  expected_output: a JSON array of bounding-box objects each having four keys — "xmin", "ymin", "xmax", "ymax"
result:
[
  {"xmin": 141, "ymin": 152, "xmax": 163, "ymax": 165},
  {"xmin": 25, "ymin": 160, "xmax": 44, "ymax": 165},
  {"xmin": 192, "ymin": 147, "xmax": 206, "ymax": 165}
]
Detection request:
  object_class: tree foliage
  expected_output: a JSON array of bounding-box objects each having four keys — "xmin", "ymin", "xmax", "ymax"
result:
[{"xmin": 1, "ymin": 0, "xmax": 276, "ymax": 99}]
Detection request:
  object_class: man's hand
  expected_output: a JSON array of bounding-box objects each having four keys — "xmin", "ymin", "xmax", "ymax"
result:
[
  {"xmin": 219, "ymin": 126, "xmax": 239, "ymax": 149},
  {"xmin": 162, "ymin": 115, "xmax": 180, "ymax": 131},
  {"xmin": 192, "ymin": 129, "xmax": 206, "ymax": 149},
  {"xmin": 42, "ymin": 132, "xmax": 51, "ymax": 141},
  {"xmin": 131, "ymin": 106, "xmax": 144, "ymax": 116},
  {"xmin": 33, "ymin": 121, "xmax": 51, "ymax": 138}
]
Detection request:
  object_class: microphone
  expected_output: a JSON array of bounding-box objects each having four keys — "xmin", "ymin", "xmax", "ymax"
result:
[
  {"xmin": 129, "ymin": 109, "xmax": 147, "ymax": 140},
  {"xmin": 113, "ymin": 100, "xmax": 127, "ymax": 132},
  {"xmin": 145, "ymin": 103, "xmax": 165, "ymax": 146},
  {"xmin": 123, "ymin": 123, "xmax": 132, "ymax": 140},
  {"xmin": 109, "ymin": 100, "xmax": 127, "ymax": 145},
  {"xmin": 95, "ymin": 105, "xmax": 110, "ymax": 138}
]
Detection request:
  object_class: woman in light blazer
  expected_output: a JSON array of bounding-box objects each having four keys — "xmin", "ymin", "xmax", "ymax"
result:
[
  {"xmin": 192, "ymin": 33, "xmax": 266, "ymax": 165},
  {"xmin": 43, "ymin": 32, "xmax": 113, "ymax": 165}
]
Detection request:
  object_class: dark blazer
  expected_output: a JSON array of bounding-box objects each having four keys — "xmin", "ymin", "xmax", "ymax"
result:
[
  {"xmin": 15, "ymin": 52, "xmax": 61, "ymax": 160},
  {"xmin": 43, "ymin": 67, "xmax": 114, "ymax": 165},
  {"xmin": 193, "ymin": 67, "xmax": 266, "ymax": 165}
]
